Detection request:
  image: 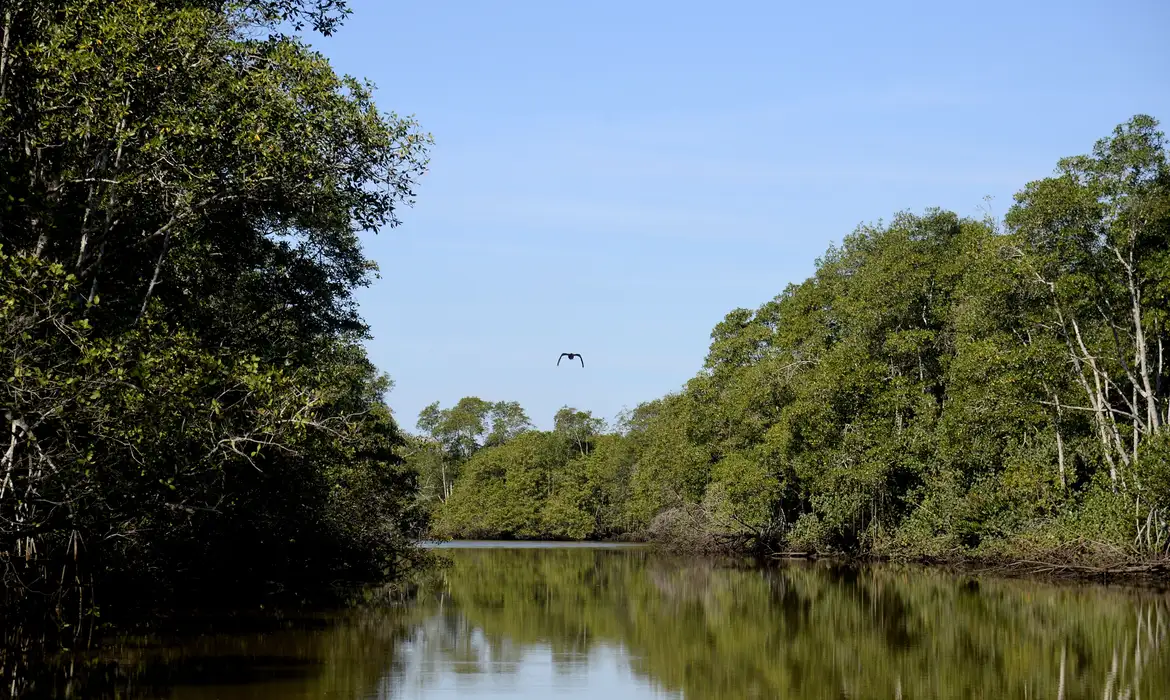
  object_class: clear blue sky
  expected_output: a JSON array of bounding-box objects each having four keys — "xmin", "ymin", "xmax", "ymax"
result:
[{"xmin": 309, "ymin": 0, "xmax": 1169, "ymax": 433}]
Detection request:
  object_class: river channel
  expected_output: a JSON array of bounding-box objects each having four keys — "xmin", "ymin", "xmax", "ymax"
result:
[{"xmin": 13, "ymin": 541, "xmax": 1170, "ymax": 698}]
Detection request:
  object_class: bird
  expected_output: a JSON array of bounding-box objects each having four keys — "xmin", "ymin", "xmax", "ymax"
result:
[{"xmin": 557, "ymin": 352, "xmax": 584, "ymax": 368}]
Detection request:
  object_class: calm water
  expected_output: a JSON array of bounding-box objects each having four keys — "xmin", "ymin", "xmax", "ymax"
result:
[{"xmin": 11, "ymin": 542, "xmax": 1170, "ymax": 699}]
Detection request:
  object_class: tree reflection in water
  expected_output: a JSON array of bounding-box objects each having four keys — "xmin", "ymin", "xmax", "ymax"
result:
[
  {"xmin": 387, "ymin": 548, "xmax": 1170, "ymax": 700},
  {"xmin": 6, "ymin": 546, "xmax": 1168, "ymax": 699}
]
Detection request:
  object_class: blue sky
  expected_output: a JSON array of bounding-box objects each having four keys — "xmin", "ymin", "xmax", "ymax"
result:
[{"xmin": 310, "ymin": 0, "xmax": 1169, "ymax": 432}]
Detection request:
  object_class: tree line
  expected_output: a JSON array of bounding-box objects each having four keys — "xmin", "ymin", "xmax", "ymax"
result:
[
  {"xmin": 1, "ymin": 0, "xmax": 430, "ymax": 635},
  {"xmin": 420, "ymin": 115, "xmax": 1170, "ymax": 563},
  {"xmin": 2, "ymin": 0, "xmax": 1166, "ymax": 646}
]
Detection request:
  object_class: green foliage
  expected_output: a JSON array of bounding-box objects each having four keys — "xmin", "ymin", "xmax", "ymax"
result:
[
  {"xmin": 429, "ymin": 116, "xmax": 1170, "ymax": 564},
  {"xmin": 409, "ymin": 396, "xmax": 534, "ymax": 506},
  {"xmin": 435, "ymin": 431, "xmax": 561, "ymax": 538},
  {"xmin": 432, "ymin": 409, "xmax": 634, "ymax": 540},
  {"xmin": 0, "ymin": 0, "xmax": 431, "ymax": 634}
]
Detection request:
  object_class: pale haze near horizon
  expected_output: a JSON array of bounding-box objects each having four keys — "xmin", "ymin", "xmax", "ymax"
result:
[{"xmin": 308, "ymin": 0, "xmax": 1170, "ymax": 432}]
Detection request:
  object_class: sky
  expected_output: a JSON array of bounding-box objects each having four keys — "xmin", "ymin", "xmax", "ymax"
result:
[{"xmin": 308, "ymin": 0, "xmax": 1170, "ymax": 432}]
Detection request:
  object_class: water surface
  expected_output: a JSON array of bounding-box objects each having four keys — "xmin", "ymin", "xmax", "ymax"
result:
[
  {"xmin": 420, "ymin": 539, "xmax": 646, "ymax": 549},
  {"xmin": 14, "ymin": 542, "xmax": 1170, "ymax": 698}
]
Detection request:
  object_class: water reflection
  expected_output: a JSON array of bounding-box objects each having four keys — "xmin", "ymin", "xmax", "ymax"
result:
[{"xmin": 7, "ymin": 545, "xmax": 1169, "ymax": 699}]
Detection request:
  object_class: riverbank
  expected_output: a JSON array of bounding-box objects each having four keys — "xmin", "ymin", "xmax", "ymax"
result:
[
  {"xmin": 419, "ymin": 532, "xmax": 1170, "ymax": 592},
  {"xmin": 763, "ymin": 547, "xmax": 1170, "ymax": 589},
  {"xmin": 434, "ymin": 530, "xmax": 1170, "ymax": 588},
  {"xmin": 915, "ymin": 552, "xmax": 1170, "ymax": 588}
]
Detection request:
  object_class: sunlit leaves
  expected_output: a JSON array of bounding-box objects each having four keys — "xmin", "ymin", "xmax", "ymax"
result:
[{"xmin": 0, "ymin": 0, "xmax": 431, "ymax": 631}]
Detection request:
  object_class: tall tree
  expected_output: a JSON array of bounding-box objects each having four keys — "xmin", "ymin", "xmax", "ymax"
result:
[
  {"xmin": 415, "ymin": 397, "xmax": 530, "ymax": 500},
  {"xmin": 0, "ymin": 0, "xmax": 432, "ymax": 630},
  {"xmin": 1006, "ymin": 115, "xmax": 1170, "ymax": 484},
  {"xmin": 487, "ymin": 401, "xmax": 534, "ymax": 447},
  {"xmin": 554, "ymin": 406, "xmax": 606, "ymax": 456}
]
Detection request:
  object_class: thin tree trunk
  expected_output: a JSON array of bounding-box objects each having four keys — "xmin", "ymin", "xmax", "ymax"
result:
[
  {"xmin": 1064, "ymin": 313, "xmax": 1120, "ymax": 481},
  {"xmin": 85, "ymin": 242, "xmax": 105, "ymax": 305},
  {"xmin": 83, "ymin": 111, "xmax": 127, "ymax": 278},
  {"xmin": 0, "ymin": 8, "xmax": 13, "ymax": 101},
  {"xmin": 1071, "ymin": 315, "xmax": 1133, "ymax": 475},
  {"xmin": 1119, "ymin": 242, "xmax": 1161, "ymax": 433},
  {"xmin": 1133, "ymin": 290, "xmax": 1160, "ymax": 432},
  {"xmin": 33, "ymin": 223, "xmax": 46, "ymax": 257},
  {"xmin": 1, "ymin": 417, "xmax": 20, "ymax": 500},
  {"xmin": 75, "ymin": 140, "xmax": 107, "ymax": 270},
  {"xmin": 1159, "ymin": 335, "xmax": 1167, "ymax": 427},
  {"xmin": 1158, "ymin": 334, "xmax": 1165, "ymax": 407},
  {"xmin": 1134, "ymin": 378, "xmax": 1140, "ymax": 465},
  {"xmin": 137, "ymin": 226, "xmax": 172, "ymax": 321},
  {"xmin": 1054, "ymin": 394, "xmax": 1066, "ymax": 489}
]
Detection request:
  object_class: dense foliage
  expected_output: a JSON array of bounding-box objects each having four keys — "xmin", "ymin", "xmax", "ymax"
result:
[
  {"xmin": 428, "ymin": 116, "xmax": 1170, "ymax": 563},
  {"xmin": 1, "ymin": 0, "xmax": 430, "ymax": 632}
]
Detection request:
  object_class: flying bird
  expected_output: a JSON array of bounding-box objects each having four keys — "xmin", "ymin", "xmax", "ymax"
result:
[{"xmin": 557, "ymin": 353, "xmax": 584, "ymax": 368}]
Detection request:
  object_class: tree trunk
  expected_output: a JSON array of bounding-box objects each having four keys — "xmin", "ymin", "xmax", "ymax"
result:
[
  {"xmin": 1131, "ymin": 287, "xmax": 1161, "ymax": 433},
  {"xmin": 1053, "ymin": 394, "xmax": 1066, "ymax": 490},
  {"xmin": 0, "ymin": 8, "xmax": 12, "ymax": 101}
]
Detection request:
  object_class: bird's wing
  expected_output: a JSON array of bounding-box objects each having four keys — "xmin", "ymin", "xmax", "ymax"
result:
[
  {"xmin": 577, "ymin": 355, "xmax": 584, "ymax": 367},
  {"xmin": 558, "ymin": 353, "xmax": 567, "ymax": 366}
]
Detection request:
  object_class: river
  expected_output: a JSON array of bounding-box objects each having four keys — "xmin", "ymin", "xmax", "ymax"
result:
[{"xmin": 11, "ymin": 542, "xmax": 1170, "ymax": 698}]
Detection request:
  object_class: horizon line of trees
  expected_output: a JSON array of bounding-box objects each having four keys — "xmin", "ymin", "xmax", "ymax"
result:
[{"xmin": 416, "ymin": 114, "xmax": 1170, "ymax": 561}]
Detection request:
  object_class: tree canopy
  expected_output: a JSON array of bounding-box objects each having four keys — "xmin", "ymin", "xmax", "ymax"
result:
[
  {"xmin": 424, "ymin": 116, "xmax": 1170, "ymax": 562},
  {"xmin": 1, "ymin": 0, "xmax": 431, "ymax": 631}
]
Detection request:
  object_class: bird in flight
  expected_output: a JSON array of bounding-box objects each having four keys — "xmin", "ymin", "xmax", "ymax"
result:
[{"xmin": 557, "ymin": 353, "xmax": 584, "ymax": 367}]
